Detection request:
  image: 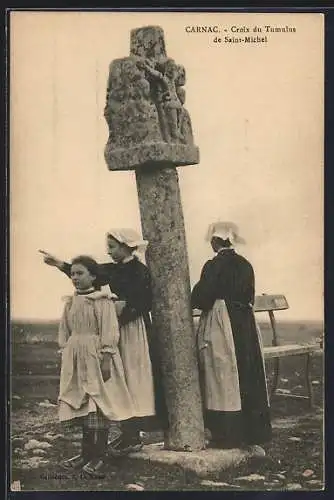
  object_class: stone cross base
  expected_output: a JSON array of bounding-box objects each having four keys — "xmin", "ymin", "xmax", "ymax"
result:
[
  {"xmin": 128, "ymin": 443, "xmax": 255, "ymax": 479},
  {"xmin": 105, "ymin": 142, "xmax": 199, "ymax": 171}
]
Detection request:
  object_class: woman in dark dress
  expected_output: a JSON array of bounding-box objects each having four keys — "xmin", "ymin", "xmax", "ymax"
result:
[
  {"xmin": 191, "ymin": 221, "xmax": 272, "ymax": 454},
  {"xmin": 40, "ymin": 228, "xmax": 168, "ymax": 455}
]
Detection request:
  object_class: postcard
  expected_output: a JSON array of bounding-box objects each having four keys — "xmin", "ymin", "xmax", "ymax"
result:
[{"xmin": 9, "ymin": 10, "xmax": 324, "ymax": 492}]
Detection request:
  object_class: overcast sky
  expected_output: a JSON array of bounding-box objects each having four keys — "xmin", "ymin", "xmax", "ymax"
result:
[{"xmin": 10, "ymin": 11, "xmax": 324, "ymax": 321}]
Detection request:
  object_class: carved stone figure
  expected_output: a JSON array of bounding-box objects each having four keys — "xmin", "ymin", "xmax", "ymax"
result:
[
  {"xmin": 176, "ymin": 86, "xmax": 194, "ymax": 145},
  {"xmin": 136, "ymin": 58, "xmax": 185, "ymax": 143},
  {"xmin": 104, "ymin": 26, "xmax": 199, "ymax": 171},
  {"xmin": 104, "ymin": 58, "xmax": 162, "ymax": 149}
]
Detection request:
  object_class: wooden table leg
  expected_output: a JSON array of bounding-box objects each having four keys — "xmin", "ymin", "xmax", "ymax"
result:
[{"xmin": 270, "ymin": 357, "xmax": 280, "ymax": 402}]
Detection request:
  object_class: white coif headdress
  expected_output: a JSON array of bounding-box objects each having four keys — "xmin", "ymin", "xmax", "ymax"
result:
[
  {"xmin": 206, "ymin": 221, "xmax": 246, "ymax": 245},
  {"xmin": 106, "ymin": 228, "xmax": 148, "ymax": 252}
]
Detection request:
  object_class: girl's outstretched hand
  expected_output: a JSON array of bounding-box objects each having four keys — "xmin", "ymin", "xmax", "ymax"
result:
[{"xmin": 38, "ymin": 250, "xmax": 63, "ymax": 268}]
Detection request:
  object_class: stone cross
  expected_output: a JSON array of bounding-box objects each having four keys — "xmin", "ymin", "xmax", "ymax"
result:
[{"xmin": 104, "ymin": 26, "xmax": 205, "ymax": 451}]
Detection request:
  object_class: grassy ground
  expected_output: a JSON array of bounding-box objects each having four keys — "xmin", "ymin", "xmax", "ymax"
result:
[{"xmin": 9, "ymin": 321, "xmax": 324, "ymax": 492}]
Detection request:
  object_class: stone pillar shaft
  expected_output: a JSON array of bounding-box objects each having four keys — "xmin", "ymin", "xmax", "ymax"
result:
[{"xmin": 136, "ymin": 164, "xmax": 205, "ymax": 450}]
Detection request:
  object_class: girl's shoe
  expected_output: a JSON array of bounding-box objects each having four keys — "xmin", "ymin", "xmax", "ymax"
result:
[
  {"xmin": 82, "ymin": 458, "xmax": 106, "ymax": 479},
  {"xmin": 108, "ymin": 437, "xmax": 144, "ymax": 457},
  {"xmin": 246, "ymin": 444, "xmax": 266, "ymax": 458},
  {"xmin": 107, "ymin": 434, "xmax": 122, "ymax": 449},
  {"xmin": 61, "ymin": 454, "xmax": 86, "ymax": 470}
]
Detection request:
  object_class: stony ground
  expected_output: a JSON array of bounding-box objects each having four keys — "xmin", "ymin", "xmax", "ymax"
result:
[{"xmin": 10, "ymin": 339, "xmax": 324, "ymax": 492}]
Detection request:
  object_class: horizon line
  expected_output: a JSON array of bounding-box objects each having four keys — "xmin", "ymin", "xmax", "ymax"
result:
[{"xmin": 10, "ymin": 317, "xmax": 324, "ymax": 325}]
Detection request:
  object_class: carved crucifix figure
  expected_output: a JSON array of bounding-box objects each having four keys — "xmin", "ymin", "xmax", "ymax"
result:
[{"xmin": 136, "ymin": 58, "xmax": 183, "ymax": 143}]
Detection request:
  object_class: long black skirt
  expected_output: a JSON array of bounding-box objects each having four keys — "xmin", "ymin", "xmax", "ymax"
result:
[{"xmin": 202, "ymin": 304, "xmax": 272, "ymax": 448}]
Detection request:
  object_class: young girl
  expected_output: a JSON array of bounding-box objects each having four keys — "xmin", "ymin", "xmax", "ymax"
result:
[
  {"xmin": 40, "ymin": 228, "xmax": 167, "ymax": 455},
  {"xmin": 56, "ymin": 255, "xmax": 134, "ymax": 477}
]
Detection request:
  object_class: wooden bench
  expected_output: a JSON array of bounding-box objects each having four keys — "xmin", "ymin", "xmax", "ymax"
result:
[{"xmin": 193, "ymin": 294, "xmax": 323, "ymax": 408}]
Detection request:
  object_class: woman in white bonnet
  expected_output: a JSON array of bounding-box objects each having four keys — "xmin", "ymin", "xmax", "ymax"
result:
[
  {"xmin": 191, "ymin": 221, "xmax": 272, "ymax": 454},
  {"xmin": 41, "ymin": 228, "xmax": 168, "ymax": 454}
]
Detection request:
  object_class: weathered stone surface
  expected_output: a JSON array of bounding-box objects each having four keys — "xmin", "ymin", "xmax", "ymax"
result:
[
  {"xmin": 136, "ymin": 165, "xmax": 205, "ymax": 451},
  {"xmin": 125, "ymin": 483, "xmax": 145, "ymax": 491},
  {"xmin": 130, "ymin": 26, "xmax": 167, "ymax": 59},
  {"xmin": 24, "ymin": 439, "xmax": 52, "ymax": 450},
  {"xmin": 128, "ymin": 443, "xmax": 251, "ymax": 478},
  {"xmin": 105, "ymin": 25, "xmax": 204, "ymax": 451},
  {"xmin": 235, "ymin": 473, "xmax": 266, "ymax": 483},
  {"xmin": 104, "ymin": 26, "xmax": 199, "ymax": 171},
  {"xmin": 105, "ymin": 142, "xmax": 199, "ymax": 171},
  {"xmin": 104, "ymin": 57, "xmax": 162, "ymax": 150},
  {"xmin": 286, "ymin": 483, "xmax": 303, "ymax": 490}
]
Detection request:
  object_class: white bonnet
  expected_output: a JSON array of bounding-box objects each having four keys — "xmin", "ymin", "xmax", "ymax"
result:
[
  {"xmin": 106, "ymin": 228, "xmax": 148, "ymax": 252},
  {"xmin": 206, "ymin": 221, "xmax": 246, "ymax": 245}
]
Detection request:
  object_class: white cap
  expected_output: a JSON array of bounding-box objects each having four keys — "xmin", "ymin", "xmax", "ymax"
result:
[
  {"xmin": 206, "ymin": 221, "xmax": 246, "ymax": 245},
  {"xmin": 106, "ymin": 228, "xmax": 148, "ymax": 252}
]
